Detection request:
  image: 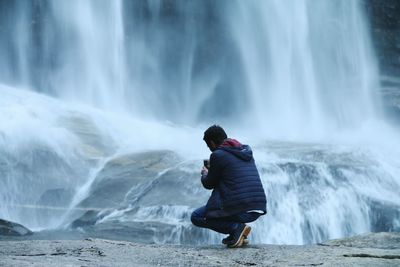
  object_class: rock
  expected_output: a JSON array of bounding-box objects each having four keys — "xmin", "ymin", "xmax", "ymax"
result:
[
  {"xmin": 68, "ymin": 150, "xmax": 209, "ymax": 244},
  {"xmin": 0, "ymin": 142, "xmax": 91, "ymax": 230},
  {"xmin": 364, "ymin": 0, "xmax": 400, "ymax": 78},
  {"xmin": 382, "ymin": 86, "xmax": 400, "ymax": 124},
  {"xmin": 363, "ymin": 0, "xmax": 400, "ymax": 124},
  {"xmin": 368, "ymin": 200, "xmax": 400, "ymax": 232},
  {"xmin": 69, "ymin": 150, "xmax": 206, "ymax": 227},
  {"xmin": 69, "ymin": 150, "xmax": 180, "ymax": 228},
  {"xmin": 57, "ymin": 113, "xmax": 117, "ymax": 159},
  {"xmin": 0, "ymin": 103, "xmax": 115, "ymax": 231},
  {"xmin": 38, "ymin": 188, "xmax": 75, "ymax": 207},
  {"xmin": 323, "ymin": 232, "xmax": 400, "ymax": 249},
  {"xmin": 35, "ymin": 188, "xmax": 76, "ymax": 228},
  {"xmin": 77, "ymin": 150, "xmax": 181, "ymax": 210},
  {"xmin": 66, "ymin": 143, "xmax": 400, "ymax": 246},
  {"xmin": 0, "ymin": 145, "xmax": 85, "ymax": 202},
  {"xmin": 0, "ymin": 232, "xmax": 399, "ymax": 266},
  {"xmin": 0, "ymin": 219, "xmax": 33, "ymax": 237},
  {"xmin": 70, "ymin": 210, "xmax": 100, "ymax": 228}
]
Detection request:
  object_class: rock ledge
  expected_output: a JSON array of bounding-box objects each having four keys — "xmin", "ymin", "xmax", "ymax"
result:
[{"xmin": 0, "ymin": 232, "xmax": 399, "ymax": 266}]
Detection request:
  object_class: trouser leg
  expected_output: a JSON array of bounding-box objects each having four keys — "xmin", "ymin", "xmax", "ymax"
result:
[
  {"xmin": 191, "ymin": 206, "xmax": 239, "ymax": 234},
  {"xmin": 233, "ymin": 211, "xmax": 262, "ymax": 224}
]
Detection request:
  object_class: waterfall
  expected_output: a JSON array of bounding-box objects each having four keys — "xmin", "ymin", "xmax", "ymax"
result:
[
  {"xmin": 0, "ymin": 0, "xmax": 382, "ymax": 133},
  {"xmin": 0, "ymin": 0, "xmax": 399, "ymax": 245},
  {"xmin": 228, "ymin": 0, "xmax": 381, "ymax": 138}
]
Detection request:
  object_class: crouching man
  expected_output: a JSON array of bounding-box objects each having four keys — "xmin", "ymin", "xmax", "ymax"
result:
[{"xmin": 191, "ymin": 125, "xmax": 267, "ymax": 248}]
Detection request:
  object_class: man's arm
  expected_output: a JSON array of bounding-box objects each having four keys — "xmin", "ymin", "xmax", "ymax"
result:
[{"xmin": 201, "ymin": 152, "xmax": 223, "ymax": 189}]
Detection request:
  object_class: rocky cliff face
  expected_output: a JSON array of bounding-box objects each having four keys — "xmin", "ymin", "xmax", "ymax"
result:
[
  {"xmin": 364, "ymin": 0, "xmax": 400, "ymax": 122},
  {"xmin": 365, "ymin": 0, "xmax": 400, "ymax": 81}
]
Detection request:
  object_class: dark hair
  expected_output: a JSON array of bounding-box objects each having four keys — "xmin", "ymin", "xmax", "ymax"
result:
[{"xmin": 203, "ymin": 125, "xmax": 227, "ymax": 146}]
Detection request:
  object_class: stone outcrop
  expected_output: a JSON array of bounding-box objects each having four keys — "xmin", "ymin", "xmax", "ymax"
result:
[
  {"xmin": 0, "ymin": 219, "xmax": 33, "ymax": 237},
  {"xmin": 68, "ymin": 150, "xmax": 209, "ymax": 244},
  {"xmin": 364, "ymin": 0, "xmax": 400, "ymax": 78},
  {"xmin": 363, "ymin": 0, "xmax": 400, "ymax": 122},
  {"xmin": 69, "ymin": 150, "xmax": 197, "ymax": 227}
]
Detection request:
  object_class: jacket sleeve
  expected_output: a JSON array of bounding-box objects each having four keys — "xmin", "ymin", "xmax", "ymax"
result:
[{"xmin": 201, "ymin": 151, "xmax": 224, "ymax": 190}]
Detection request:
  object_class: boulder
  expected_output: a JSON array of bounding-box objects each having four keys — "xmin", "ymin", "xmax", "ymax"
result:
[
  {"xmin": 0, "ymin": 219, "xmax": 33, "ymax": 237},
  {"xmin": 76, "ymin": 150, "xmax": 182, "ymax": 210},
  {"xmin": 70, "ymin": 210, "xmax": 101, "ymax": 228},
  {"xmin": 57, "ymin": 113, "xmax": 117, "ymax": 159},
  {"xmin": 69, "ymin": 150, "xmax": 207, "ymax": 230},
  {"xmin": 67, "ymin": 150, "xmax": 210, "ymax": 244}
]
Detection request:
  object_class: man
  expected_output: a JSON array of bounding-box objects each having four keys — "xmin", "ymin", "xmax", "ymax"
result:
[{"xmin": 191, "ymin": 125, "xmax": 267, "ymax": 248}]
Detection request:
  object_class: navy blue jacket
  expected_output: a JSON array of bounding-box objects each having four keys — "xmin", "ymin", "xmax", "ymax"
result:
[{"xmin": 201, "ymin": 140, "xmax": 267, "ymax": 218}]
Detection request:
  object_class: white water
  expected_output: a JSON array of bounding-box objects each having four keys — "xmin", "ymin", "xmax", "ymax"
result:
[
  {"xmin": 0, "ymin": 0, "xmax": 399, "ymax": 244},
  {"xmin": 1, "ymin": 0, "xmax": 382, "ymax": 134},
  {"xmin": 229, "ymin": 0, "xmax": 381, "ymax": 139}
]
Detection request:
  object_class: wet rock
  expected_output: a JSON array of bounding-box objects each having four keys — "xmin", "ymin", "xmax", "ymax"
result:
[
  {"xmin": 70, "ymin": 210, "xmax": 100, "ymax": 228},
  {"xmin": 69, "ymin": 150, "xmax": 205, "ymax": 230},
  {"xmin": 57, "ymin": 113, "xmax": 117, "ymax": 159},
  {"xmin": 0, "ymin": 143, "xmax": 90, "ymax": 230},
  {"xmin": 67, "ymin": 143, "xmax": 400, "ymax": 246},
  {"xmin": 38, "ymin": 188, "xmax": 75, "ymax": 208},
  {"xmin": 369, "ymin": 200, "xmax": 400, "ymax": 232},
  {"xmin": 364, "ymin": 0, "xmax": 400, "ymax": 124},
  {"xmin": 364, "ymin": 0, "xmax": 400, "ymax": 78},
  {"xmin": 0, "ymin": 146, "xmax": 84, "ymax": 199},
  {"xmin": 382, "ymin": 86, "xmax": 400, "ymax": 124},
  {"xmin": 68, "ymin": 150, "xmax": 209, "ymax": 244},
  {"xmin": 35, "ymin": 188, "xmax": 76, "ymax": 227},
  {"xmin": 77, "ymin": 150, "xmax": 182, "ymax": 210},
  {"xmin": 0, "ymin": 219, "xmax": 33, "ymax": 236}
]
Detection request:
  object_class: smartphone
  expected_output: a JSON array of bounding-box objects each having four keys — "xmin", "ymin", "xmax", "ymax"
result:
[{"xmin": 203, "ymin": 159, "xmax": 210, "ymax": 169}]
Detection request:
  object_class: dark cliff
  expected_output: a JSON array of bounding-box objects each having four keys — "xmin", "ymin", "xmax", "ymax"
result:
[
  {"xmin": 363, "ymin": 0, "xmax": 400, "ymax": 122},
  {"xmin": 364, "ymin": 0, "xmax": 400, "ymax": 82}
]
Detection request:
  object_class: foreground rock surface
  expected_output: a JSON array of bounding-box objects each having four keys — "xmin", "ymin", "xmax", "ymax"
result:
[{"xmin": 0, "ymin": 232, "xmax": 399, "ymax": 266}]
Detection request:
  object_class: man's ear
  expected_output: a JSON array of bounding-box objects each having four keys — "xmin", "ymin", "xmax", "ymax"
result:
[{"xmin": 209, "ymin": 140, "xmax": 217, "ymax": 150}]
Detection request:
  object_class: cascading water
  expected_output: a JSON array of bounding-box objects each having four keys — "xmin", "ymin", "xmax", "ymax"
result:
[
  {"xmin": 228, "ymin": 0, "xmax": 382, "ymax": 138},
  {"xmin": 0, "ymin": 0, "xmax": 399, "ymax": 245}
]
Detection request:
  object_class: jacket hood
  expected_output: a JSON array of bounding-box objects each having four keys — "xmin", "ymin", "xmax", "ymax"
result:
[{"xmin": 218, "ymin": 138, "xmax": 253, "ymax": 161}]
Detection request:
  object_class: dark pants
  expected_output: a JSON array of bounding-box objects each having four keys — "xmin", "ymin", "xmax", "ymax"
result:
[{"xmin": 191, "ymin": 206, "xmax": 262, "ymax": 234}]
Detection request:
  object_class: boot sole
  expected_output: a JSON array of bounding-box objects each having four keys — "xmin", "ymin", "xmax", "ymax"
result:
[
  {"xmin": 228, "ymin": 226, "xmax": 251, "ymax": 248},
  {"xmin": 223, "ymin": 238, "xmax": 249, "ymax": 246}
]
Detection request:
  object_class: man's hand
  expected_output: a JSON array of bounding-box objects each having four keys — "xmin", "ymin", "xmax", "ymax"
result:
[{"xmin": 201, "ymin": 166, "xmax": 208, "ymax": 176}]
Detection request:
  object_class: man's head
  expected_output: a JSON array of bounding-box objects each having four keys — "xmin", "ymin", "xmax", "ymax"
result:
[{"xmin": 203, "ymin": 125, "xmax": 227, "ymax": 151}]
